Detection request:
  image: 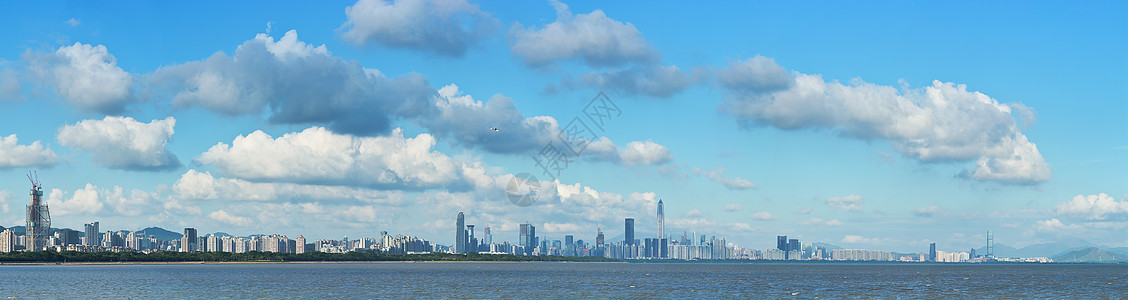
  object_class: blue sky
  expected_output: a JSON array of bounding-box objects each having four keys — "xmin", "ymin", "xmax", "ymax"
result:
[{"xmin": 0, "ymin": 0, "xmax": 1124, "ymax": 253}]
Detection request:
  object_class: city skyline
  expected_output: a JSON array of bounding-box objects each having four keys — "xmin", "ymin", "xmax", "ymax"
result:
[{"xmin": 0, "ymin": 1, "xmax": 1125, "ymax": 253}]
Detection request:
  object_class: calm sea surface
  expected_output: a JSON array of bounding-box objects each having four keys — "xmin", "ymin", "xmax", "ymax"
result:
[{"xmin": 0, "ymin": 262, "xmax": 1125, "ymax": 299}]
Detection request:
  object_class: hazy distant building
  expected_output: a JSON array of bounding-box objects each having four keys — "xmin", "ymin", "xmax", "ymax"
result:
[
  {"xmin": 657, "ymin": 200, "xmax": 665, "ymax": 240},
  {"xmin": 182, "ymin": 228, "xmax": 198, "ymax": 252},
  {"xmin": 467, "ymin": 225, "xmax": 477, "ymax": 253},
  {"xmin": 296, "ymin": 235, "xmax": 306, "ymax": 254},
  {"xmin": 986, "ymin": 230, "xmax": 994, "ymax": 257},
  {"xmin": 624, "ymin": 218, "xmax": 635, "ymax": 246},
  {"xmin": 84, "ymin": 222, "xmax": 100, "ymax": 246},
  {"xmin": 455, "ymin": 212, "xmax": 467, "ymax": 254}
]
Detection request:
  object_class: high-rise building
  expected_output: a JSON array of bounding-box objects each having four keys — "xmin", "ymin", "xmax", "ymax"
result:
[
  {"xmin": 0, "ymin": 229, "xmax": 15, "ymax": 252},
  {"xmin": 455, "ymin": 212, "xmax": 466, "ymax": 254},
  {"xmin": 624, "ymin": 218, "xmax": 635, "ymax": 246},
  {"xmin": 483, "ymin": 225, "xmax": 492, "ymax": 246},
  {"xmin": 565, "ymin": 235, "xmax": 574, "ymax": 256},
  {"xmin": 929, "ymin": 243, "xmax": 937, "ymax": 262},
  {"xmin": 182, "ymin": 228, "xmax": 198, "ymax": 252},
  {"xmin": 596, "ymin": 227, "xmax": 605, "ymax": 248},
  {"xmin": 467, "ymin": 225, "xmax": 477, "ymax": 253},
  {"xmin": 657, "ymin": 199, "xmax": 665, "ymax": 240},
  {"xmin": 25, "ymin": 173, "xmax": 50, "ymax": 252},
  {"xmin": 519, "ymin": 223, "xmax": 536, "ymax": 255},
  {"xmin": 986, "ymin": 230, "xmax": 994, "ymax": 257},
  {"xmin": 84, "ymin": 222, "xmax": 100, "ymax": 246},
  {"xmin": 296, "ymin": 235, "xmax": 306, "ymax": 254}
]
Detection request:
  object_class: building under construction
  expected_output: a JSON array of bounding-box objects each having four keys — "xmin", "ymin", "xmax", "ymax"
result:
[{"xmin": 25, "ymin": 171, "xmax": 50, "ymax": 251}]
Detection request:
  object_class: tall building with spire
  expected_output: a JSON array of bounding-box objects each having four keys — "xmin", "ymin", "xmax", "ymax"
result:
[
  {"xmin": 455, "ymin": 212, "xmax": 466, "ymax": 254},
  {"xmin": 657, "ymin": 199, "xmax": 665, "ymax": 239}
]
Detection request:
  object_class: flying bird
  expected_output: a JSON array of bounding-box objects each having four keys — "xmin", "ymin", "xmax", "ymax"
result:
[{"xmin": 490, "ymin": 127, "xmax": 499, "ymax": 132}]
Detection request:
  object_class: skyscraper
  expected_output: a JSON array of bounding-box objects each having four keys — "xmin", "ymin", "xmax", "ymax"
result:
[
  {"xmin": 25, "ymin": 172, "xmax": 50, "ymax": 252},
  {"xmin": 624, "ymin": 218, "xmax": 635, "ymax": 246},
  {"xmin": 467, "ymin": 224, "xmax": 477, "ymax": 253},
  {"xmin": 777, "ymin": 236, "xmax": 789, "ymax": 259},
  {"xmin": 520, "ymin": 223, "xmax": 536, "ymax": 255},
  {"xmin": 455, "ymin": 212, "xmax": 466, "ymax": 254},
  {"xmin": 929, "ymin": 243, "xmax": 937, "ymax": 262},
  {"xmin": 986, "ymin": 230, "xmax": 994, "ymax": 257},
  {"xmin": 84, "ymin": 222, "xmax": 100, "ymax": 246},
  {"xmin": 182, "ymin": 228, "xmax": 197, "ymax": 252},
  {"xmin": 657, "ymin": 199, "xmax": 665, "ymax": 240},
  {"xmin": 483, "ymin": 225, "xmax": 492, "ymax": 246}
]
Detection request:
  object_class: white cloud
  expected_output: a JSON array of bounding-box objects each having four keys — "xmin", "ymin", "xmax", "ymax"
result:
[
  {"xmin": 795, "ymin": 207, "xmax": 812, "ymax": 215},
  {"xmin": 913, "ymin": 205, "xmax": 946, "ymax": 217},
  {"xmin": 719, "ymin": 57, "xmax": 1050, "ymax": 185},
  {"xmin": 103, "ymin": 186, "xmax": 157, "ymax": 217},
  {"xmin": 151, "ymin": 30, "xmax": 434, "ymax": 136},
  {"xmin": 340, "ymin": 0, "xmax": 499, "ymax": 57},
  {"xmin": 197, "ymin": 127, "xmax": 482, "ymax": 190},
  {"xmin": 800, "ymin": 218, "xmax": 843, "ymax": 226},
  {"xmin": 423, "ymin": 84, "xmax": 560, "ymax": 153},
  {"xmin": 508, "ymin": 0, "xmax": 657, "ymax": 68},
  {"xmin": 209, "ymin": 210, "xmax": 252, "ymax": 227},
  {"xmin": 46, "ymin": 184, "xmax": 104, "ymax": 216},
  {"xmin": 1033, "ymin": 218, "xmax": 1084, "ymax": 233},
  {"xmin": 840, "ymin": 234, "xmax": 894, "ymax": 245},
  {"xmin": 26, "ymin": 42, "xmax": 136, "ymax": 114},
  {"xmin": 826, "ymin": 195, "xmax": 864, "ymax": 212},
  {"xmin": 1054, "ymin": 193, "xmax": 1128, "ymax": 221},
  {"xmin": 584, "ymin": 137, "xmax": 674, "ymax": 166},
  {"xmin": 685, "ymin": 209, "xmax": 703, "ymax": 217},
  {"xmin": 693, "ymin": 167, "xmax": 758, "ymax": 190},
  {"xmin": 57, "ymin": 116, "xmax": 180, "ymax": 171},
  {"xmin": 0, "ymin": 134, "xmax": 58, "ymax": 169},
  {"xmin": 723, "ymin": 203, "xmax": 743, "ymax": 212},
  {"xmin": 750, "ymin": 211, "xmax": 776, "ymax": 221},
  {"xmin": 717, "ymin": 56, "xmax": 792, "ymax": 93},
  {"xmin": 65, "ymin": 18, "xmax": 80, "ymax": 26}
]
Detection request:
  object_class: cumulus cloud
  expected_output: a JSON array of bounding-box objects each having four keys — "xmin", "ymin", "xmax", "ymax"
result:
[
  {"xmin": 685, "ymin": 209, "xmax": 703, "ymax": 217},
  {"xmin": 340, "ymin": 0, "xmax": 499, "ymax": 57},
  {"xmin": 0, "ymin": 134, "xmax": 58, "ymax": 169},
  {"xmin": 750, "ymin": 211, "xmax": 776, "ymax": 221},
  {"xmin": 1033, "ymin": 218, "xmax": 1083, "ymax": 233},
  {"xmin": 151, "ymin": 30, "xmax": 434, "ymax": 136},
  {"xmin": 826, "ymin": 195, "xmax": 863, "ymax": 212},
  {"xmin": 508, "ymin": 0, "xmax": 657, "ymax": 68},
  {"xmin": 693, "ymin": 167, "xmax": 758, "ymax": 190},
  {"xmin": 723, "ymin": 203, "xmax": 743, "ymax": 212},
  {"xmin": 173, "ymin": 169, "xmax": 407, "ymax": 205},
  {"xmin": 1053, "ymin": 193, "xmax": 1128, "ymax": 221},
  {"xmin": 585, "ymin": 137, "xmax": 673, "ymax": 166},
  {"xmin": 912, "ymin": 205, "xmax": 946, "ymax": 217},
  {"xmin": 197, "ymin": 126, "xmax": 486, "ymax": 190},
  {"xmin": 423, "ymin": 84, "xmax": 560, "ymax": 153},
  {"xmin": 719, "ymin": 57, "xmax": 1050, "ymax": 185},
  {"xmin": 46, "ymin": 184, "xmax": 103, "ymax": 216},
  {"xmin": 576, "ymin": 65, "xmax": 701, "ymax": 98},
  {"xmin": 57, "ymin": 116, "xmax": 180, "ymax": 171},
  {"xmin": 25, "ymin": 42, "xmax": 136, "ymax": 114},
  {"xmin": 209, "ymin": 210, "xmax": 252, "ymax": 227}
]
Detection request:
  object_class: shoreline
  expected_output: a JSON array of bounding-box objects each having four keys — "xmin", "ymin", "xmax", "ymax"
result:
[{"xmin": 0, "ymin": 260, "xmax": 631, "ymax": 266}]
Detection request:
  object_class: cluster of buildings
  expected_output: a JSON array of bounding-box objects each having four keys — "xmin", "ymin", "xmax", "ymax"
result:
[{"xmin": 0, "ymin": 175, "xmax": 1055, "ymax": 263}]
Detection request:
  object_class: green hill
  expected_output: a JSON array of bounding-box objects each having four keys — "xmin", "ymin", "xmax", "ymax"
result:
[{"xmin": 1051, "ymin": 247, "xmax": 1128, "ymax": 263}]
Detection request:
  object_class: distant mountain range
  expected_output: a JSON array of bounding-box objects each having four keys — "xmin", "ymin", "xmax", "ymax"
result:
[
  {"xmin": 1052, "ymin": 247, "xmax": 1128, "ymax": 263},
  {"xmin": 137, "ymin": 227, "xmax": 183, "ymax": 240}
]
